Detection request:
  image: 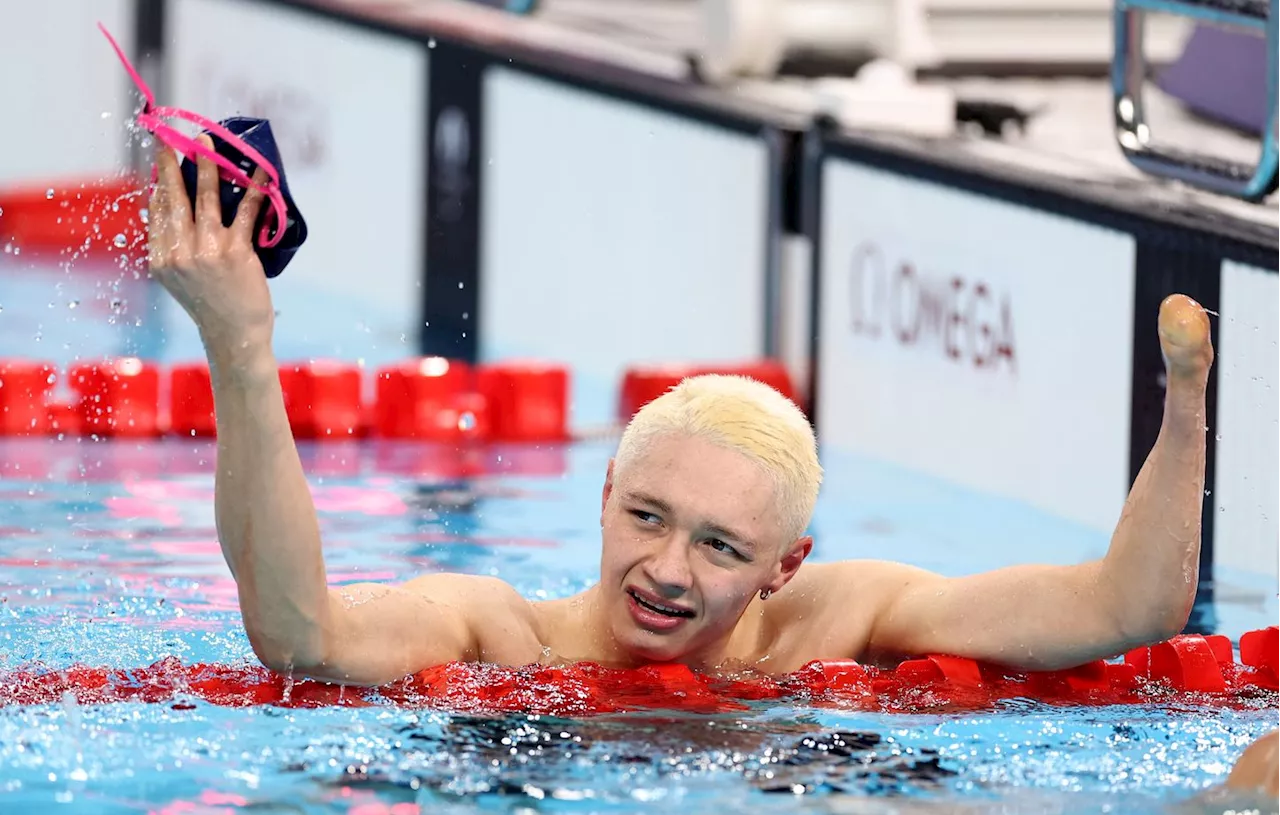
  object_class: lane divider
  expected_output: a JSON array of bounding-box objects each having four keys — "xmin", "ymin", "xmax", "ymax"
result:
[
  {"xmin": 0, "ymin": 175, "xmax": 147, "ymax": 264},
  {"xmin": 1, "ymin": 628, "xmax": 1273, "ymax": 714},
  {"xmin": 0, "ymin": 356, "xmax": 796, "ymax": 443},
  {"xmin": 618, "ymin": 360, "xmax": 799, "ymax": 421}
]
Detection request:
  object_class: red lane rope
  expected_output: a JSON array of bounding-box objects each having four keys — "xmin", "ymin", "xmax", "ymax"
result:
[
  {"xmin": 0, "ymin": 356, "xmax": 799, "ymax": 443},
  {"xmin": 3, "ymin": 630, "xmax": 1274, "ymax": 716}
]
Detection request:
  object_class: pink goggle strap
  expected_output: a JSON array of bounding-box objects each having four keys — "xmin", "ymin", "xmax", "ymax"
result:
[{"xmin": 98, "ymin": 22, "xmax": 287, "ymax": 248}]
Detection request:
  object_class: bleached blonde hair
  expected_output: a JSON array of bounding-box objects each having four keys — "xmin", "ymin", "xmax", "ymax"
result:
[{"xmin": 613, "ymin": 374, "xmax": 823, "ymax": 543}]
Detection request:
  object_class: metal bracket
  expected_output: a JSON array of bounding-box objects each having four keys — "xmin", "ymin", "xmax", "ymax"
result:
[{"xmin": 1112, "ymin": 0, "xmax": 1278, "ymax": 201}]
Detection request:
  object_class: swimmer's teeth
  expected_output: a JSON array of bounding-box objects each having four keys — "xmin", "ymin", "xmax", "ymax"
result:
[{"xmin": 632, "ymin": 591, "xmax": 690, "ymax": 617}]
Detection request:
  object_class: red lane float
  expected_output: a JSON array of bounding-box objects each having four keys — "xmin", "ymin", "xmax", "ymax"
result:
[
  {"xmin": 1126, "ymin": 633, "xmax": 1233, "ymax": 693},
  {"xmin": 375, "ymin": 357, "xmax": 487, "ymax": 442},
  {"xmin": 2, "ymin": 630, "xmax": 1274, "ymax": 716},
  {"xmin": 0, "ymin": 175, "xmax": 147, "ymax": 264},
  {"xmin": 0, "ymin": 357, "xmax": 575, "ymax": 443},
  {"xmin": 170, "ymin": 362, "xmax": 216, "ymax": 437},
  {"xmin": 2, "ymin": 356, "xmax": 787, "ymax": 442},
  {"xmin": 618, "ymin": 360, "xmax": 798, "ymax": 422},
  {"xmin": 478, "ymin": 361, "xmax": 570, "ymax": 442},
  {"xmin": 46, "ymin": 401, "xmax": 81, "ymax": 437},
  {"xmin": 279, "ymin": 360, "xmax": 365, "ymax": 439},
  {"xmin": 68, "ymin": 358, "xmax": 161, "ymax": 437},
  {"xmin": 0, "ymin": 360, "xmax": 57, "ymax": 435},
  {"xmin": 1241, "ymin": 626, "xmax": 1278, "ymax": 667}
]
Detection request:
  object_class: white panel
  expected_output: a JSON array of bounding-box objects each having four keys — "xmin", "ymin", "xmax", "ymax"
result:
[
  {"xmin": 816, "ymin": 160, "xmax": 1136, "ymax": 533},
  {"xmin": 165, "ymin": 0, "xmax": 427, "ymax": 364},
  {"xmin": 1214, "ymin": 261, "xmax": 1279, "ymax": 579},
  {"xmin": 0, "ymin": 0, "xmax": 134, "ymax": 185},
  {"xmin": 481, "ymin": 66, "xmax": 770, "ymax": 427},
  {"xmin": 778, "ymin": 234, "xmax": 813, "ymax": 404}
]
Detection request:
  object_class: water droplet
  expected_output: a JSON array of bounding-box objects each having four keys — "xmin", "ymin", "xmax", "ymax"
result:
[
  {"xmin": 428, "ymin": 37, "xmax": 437, "ymax": 48},
  {"xmin": 101, "ymin": 111, "xmax": 112, "ymax": 119},
  {"xmin": 46, "ymin": 188, "xmax": 55, "ymax": 200},
  {"xmin": 458, "ymin": 411, "xmax": 476, "ymax": 432},
  {"xmin": 68, "ymin": 300, "xmax": 79, "ymax": 309},
  {"xmin": 1215, "ymin": 434, "xmax": 1223, "ymax": 441},
  {"xmin": 457, "ymin": 281, "xmax": 465, "ymax": 290},
  {"xmin": 139, "ymin": 208, "xmax": 149, "ymax": 225},
  {"xmin": 113, "ymin": 234, "xmax": 127, "ymax": 248}
]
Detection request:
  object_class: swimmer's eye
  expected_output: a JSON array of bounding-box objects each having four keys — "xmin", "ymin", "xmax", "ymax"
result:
[{"xmin": 704, "ymin": 538, "xmax": 747, "ymax": 561}]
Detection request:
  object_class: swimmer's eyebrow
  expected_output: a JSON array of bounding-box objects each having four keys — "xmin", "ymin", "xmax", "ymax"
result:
[{"xmin": 622, "ymin": 490, "xmax": 756, "ymax": 551}]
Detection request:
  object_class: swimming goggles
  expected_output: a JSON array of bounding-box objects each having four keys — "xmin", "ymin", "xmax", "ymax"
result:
[{"xmin": 98, "ymin": 22, "xmax": 296, "ymax": 256}]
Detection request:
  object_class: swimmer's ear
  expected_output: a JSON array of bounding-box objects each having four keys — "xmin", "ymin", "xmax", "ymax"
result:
[
  {"xmin": 769, "ymin": 536, "xmax": 813, "ymax": 593},
  {"xmin": 601, "ymin": 459, "xmax": 616, "ymax": 524}
]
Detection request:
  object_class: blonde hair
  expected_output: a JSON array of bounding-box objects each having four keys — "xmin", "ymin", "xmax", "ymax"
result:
[{"xmin": 614, "ymin": 374, "xmax": 822, "ymax": 542}]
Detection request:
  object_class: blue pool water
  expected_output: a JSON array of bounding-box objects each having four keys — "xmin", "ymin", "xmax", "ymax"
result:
[{"xmin": 0, "ymin": 436, "xmax": 1276, "ymax": 815}]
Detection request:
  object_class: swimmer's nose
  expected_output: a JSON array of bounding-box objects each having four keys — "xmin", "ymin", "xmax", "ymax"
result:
[{"xmin": 644, "ymin": 534, "xmax": 694, "ymax": 596}]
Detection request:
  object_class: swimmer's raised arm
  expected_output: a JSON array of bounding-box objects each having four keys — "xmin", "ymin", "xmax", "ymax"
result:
[
  {"xmin": 849, "ymin": 294, "xmax": 1213, "ymax": 671},
  {"xmin": 146, "ymin": 139, "xmax": 524, "ymax": 685}
]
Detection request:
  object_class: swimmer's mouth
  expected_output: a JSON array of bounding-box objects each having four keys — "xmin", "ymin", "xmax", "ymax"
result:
[{"xmin": 627, "ymin": 589, "xmax": 695, "ymax": 618}]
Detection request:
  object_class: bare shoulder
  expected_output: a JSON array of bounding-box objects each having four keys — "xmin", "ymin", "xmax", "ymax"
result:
[
  {"xmin": 399, "ymin": 573, "xmax": 545, "ymax": 664},
  {"xmin": 756, "ymin": 559, "xmax": 939, "ymax": 669},
  {"xmin": 781, "ymin": 559, "xmax": 932, "ymax": 605}
]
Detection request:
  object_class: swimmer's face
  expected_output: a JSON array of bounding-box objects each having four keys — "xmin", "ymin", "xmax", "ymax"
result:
[{"xmin": 598, "ymin": 432, "xmax": 809, "ymax": 666}]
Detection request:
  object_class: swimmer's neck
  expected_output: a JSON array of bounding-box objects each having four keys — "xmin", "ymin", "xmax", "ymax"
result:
[{"xmin": 538, "ymin": 585, "xmax": 766, "ymax": 674}]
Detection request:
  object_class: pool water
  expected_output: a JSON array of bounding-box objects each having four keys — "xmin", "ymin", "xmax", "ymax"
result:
[{"xmin": 1, "ymin": 435, "xmax": 1276, "ymax": 815}]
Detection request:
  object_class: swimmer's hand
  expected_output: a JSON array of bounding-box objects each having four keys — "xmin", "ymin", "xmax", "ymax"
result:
[
  {"xmin": 1157, "ymin": 293, "xmax": 1214, "ymax": 379},
  {"xmin": 147, "ymin": 134, "xmax": 274, "ymax": 362}
]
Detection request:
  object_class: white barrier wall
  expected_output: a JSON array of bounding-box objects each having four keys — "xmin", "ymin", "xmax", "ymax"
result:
[
  {"xmin": 0, "ymin": 1, "xmax": 135, "ymax": 186},
  {"xmin": 1214, "ymin": 261, "xmax": 1279, "ymax": 579},
  {"xmin": 815, "ymin": 160, "xmax": 1137, "ymax": 534},
  {"xmin": 480, "ymin": 66, "xmax": 774, "ymax": 426},
  {"xmin": 164, "ymin": 0, "xmax": 428, "ymax": 365}
]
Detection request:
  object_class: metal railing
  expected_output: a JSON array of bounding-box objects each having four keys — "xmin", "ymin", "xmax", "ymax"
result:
[{"xmin": 1112, "ymin": 0, "xmax": 1278, "ymax": 201}]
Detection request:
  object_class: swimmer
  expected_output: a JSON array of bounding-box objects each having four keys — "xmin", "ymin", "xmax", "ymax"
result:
[
  {"xmin": 1223, "ymin": 729, "xmax": 1279, "ymax": 799},
  {"xmin": 147, "ymin": 139, "xmax": 1218, "ymax": 688}
]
